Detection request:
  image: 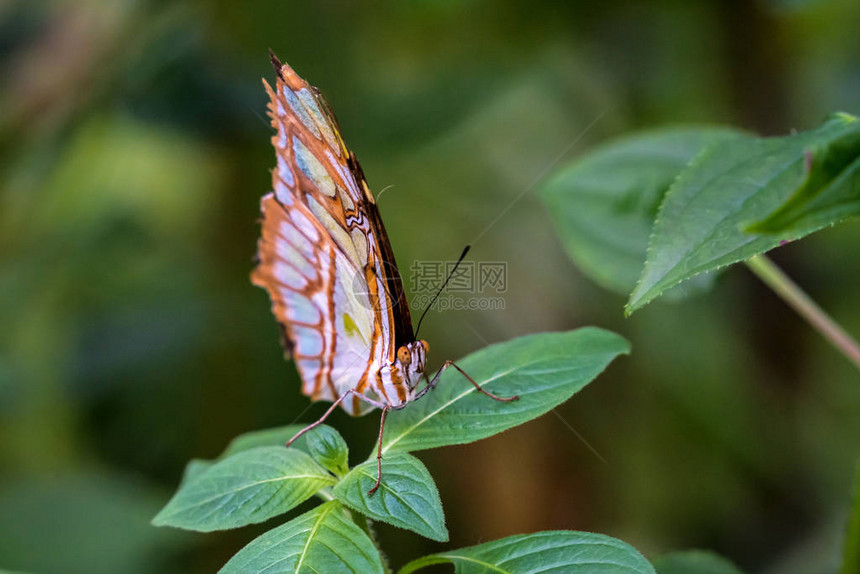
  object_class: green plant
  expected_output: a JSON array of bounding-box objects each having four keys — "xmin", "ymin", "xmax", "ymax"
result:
[
  {"xmin": 153, "ymin": 329, "xmax": 662, "ymax": 572},
  {"xmin": 541, "ymin": 112, "xmax": 860, "ymax": 367},
  {"xmin": 541, "ymin": 112, "xmax": 860, "ymax": 572}
]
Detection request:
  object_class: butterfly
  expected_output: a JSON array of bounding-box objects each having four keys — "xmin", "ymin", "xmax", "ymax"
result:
[{"xmin": 251, "ymin": 52, "xmax": 518, "ymax": 494}]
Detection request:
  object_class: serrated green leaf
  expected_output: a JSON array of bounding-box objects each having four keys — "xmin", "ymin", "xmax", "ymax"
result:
[
  {"xmin": 301, "ymin": 425, "xmax": 350, "ymax": 477},
  {"xmin": 334, "ymin": 452, "xmax": 447, "ymax": 542},
  {"xmin": 541, "ymin": 127, "xmax": 745, "ymax": 294},
  {"xmin": 221, "ymin": 424, "xmax": 347, "ymax": 475},
  {"xmin": 381, "ymin": 328, "xmax": 629, "ymax": 455},
  {"xmin": 152, "ymin": 446, "xmax": 335, "ymax": 532},
  {"xmin": 398, "ymin": 530, "xmax": 654, "ymax": 574},
  {"xmin": 220, "ymin": 425, "xmax": 306, "ymax": 458},
  {"xmin": 653, "ymin": 550, "xmax": 745, "ymax": 574},
  {"xmin": 219, "ymin": 501, "xmax": 384, "ymax": 574},
  {"xmin": 843, "ymin": 463, "xmax": 860, "ymax": 574},
  {"xmin": 627, "ymin": 113, "xmax": 860, "ymax": 314},
  {"xmin": 749, "ymin": 112, "xmax": 860, "ymax": 235},
  {"xmin": 179, "ymin": 458, "xmax": 213, "ymax": 487}
]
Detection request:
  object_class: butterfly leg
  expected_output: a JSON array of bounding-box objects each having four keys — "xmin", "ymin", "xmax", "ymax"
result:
[
  {"xmin": 286, "ymin": 389, "xmax": 354, "ymax": 448},
  {"xmin": 367, "ymin": 406, "xmax": 390, "ymax": 496},
  {"xmin": 414, "ymin": 360, "xmax": 519, "ymax": 402},
  {"xmin": 347, "ymin": 393, "xmax": 407, "ymax": 495}
]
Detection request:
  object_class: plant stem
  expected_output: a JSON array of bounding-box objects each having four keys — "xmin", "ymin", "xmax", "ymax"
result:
[
  {"xmin": 315, "ymin": 488, "xmax": 335, "ymax": 502},
  {"xmin": 745, "ymin": 255, "xmax": 860, "ymax": 370}
]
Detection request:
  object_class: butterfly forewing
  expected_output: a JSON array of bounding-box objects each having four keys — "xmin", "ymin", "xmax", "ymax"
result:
[{"xmin": 252, "ymin": 56, "xmax": 413, "ymax": 414}]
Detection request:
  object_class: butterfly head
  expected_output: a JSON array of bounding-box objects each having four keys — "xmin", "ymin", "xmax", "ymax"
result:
[{"xmin": 395, "ymin": 340, "xmax": 429, "ymax": 394}]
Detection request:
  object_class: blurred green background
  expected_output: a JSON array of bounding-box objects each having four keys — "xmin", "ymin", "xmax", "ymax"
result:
[{"xmin": 1, "ymin": 1, "xmax": 859, "ymax": 573}]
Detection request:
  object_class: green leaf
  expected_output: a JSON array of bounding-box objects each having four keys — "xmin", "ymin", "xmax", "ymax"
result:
[
  {"xmin": 627, "ymin": 113, "xmax": 860, "ymax": 314},
  {"xmin": 152, "ymin": 446, "xmax": 335, "ymax": 532},
  {"xmin": 398, "ymin": 530, "xmax": 654, "ymax": 574},
  {"xmin": 541, "ymin": 127, "xmax": 745, "ymax": 294},
  {"xmin": 381, "ymin": 328, "xmax": 629, "ymax": 455},
  {"xmin": 221, "ymin": 425, "xmax": 306, "ymax": 458},
  {"xmin": 333, "ymin": 452, "xmax": 447, "ymax": 542},
  {"xmin": 653, "ymin": 550, "xmax": 745, "ymax": 574},
  {"xmin": 300, "ymin": 425, "xmax": 350, "ymax": 477},
  {"xmin": 219, "ymin": 501, "xmax": 384, "ymax": 574},
  {"xmin": 179, "ymin": 459, "xmax": 213, "ymax": 487},
  {"xmin": 843, "ymin": 463, "xmax": 860, "ymax": 574},
  {"xmin": 749, "ymin": 112, "xmax": 860, "ymax": 235},
  {"xmin": 221, "ymin": 424, "xmax": 348, "ymax": 476}
]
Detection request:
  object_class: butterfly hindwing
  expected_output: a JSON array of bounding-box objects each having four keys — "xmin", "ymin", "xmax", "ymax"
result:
[{"xmin": 252, "ymin": 194, "xmax": 377, "ymax": 414}]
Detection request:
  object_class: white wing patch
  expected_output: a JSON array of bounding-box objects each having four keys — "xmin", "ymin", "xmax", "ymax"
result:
[{"xmin": 252, "ymin": 194, "xmax": 379, "ymax": 415}]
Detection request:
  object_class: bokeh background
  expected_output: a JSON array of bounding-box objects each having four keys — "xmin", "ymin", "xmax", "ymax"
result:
[{"xmin": 2, "ymin": 1, "xmax": 859, "ymax": 573}]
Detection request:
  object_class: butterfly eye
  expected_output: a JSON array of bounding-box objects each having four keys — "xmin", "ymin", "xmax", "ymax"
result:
[{"xmin": 397, "ymin": 346, "xmax": 411, "ymax": 364}]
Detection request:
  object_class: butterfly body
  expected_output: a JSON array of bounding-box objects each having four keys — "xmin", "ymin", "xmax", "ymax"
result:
[
  {"xmin": 251, "ymin": 54, "xmax": 428, "ymax": 415},
  {"xmin": 253, "ymin": 53, "xmax": 516, "ymax": 493}
]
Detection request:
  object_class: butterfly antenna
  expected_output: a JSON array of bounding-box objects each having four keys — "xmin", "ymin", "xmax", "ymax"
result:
[
  {"xmin": 375, "ymin": 184, "xmax": 395, "ymax": 203},
  {"xmin": 414, "ymin": 245, "xmax": 471, "ymax": 339}
]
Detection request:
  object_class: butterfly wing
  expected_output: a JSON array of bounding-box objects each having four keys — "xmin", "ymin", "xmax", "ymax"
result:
[{"xmin": 252, "ymin": 55, "xmax": 414, "ymax": 415}]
